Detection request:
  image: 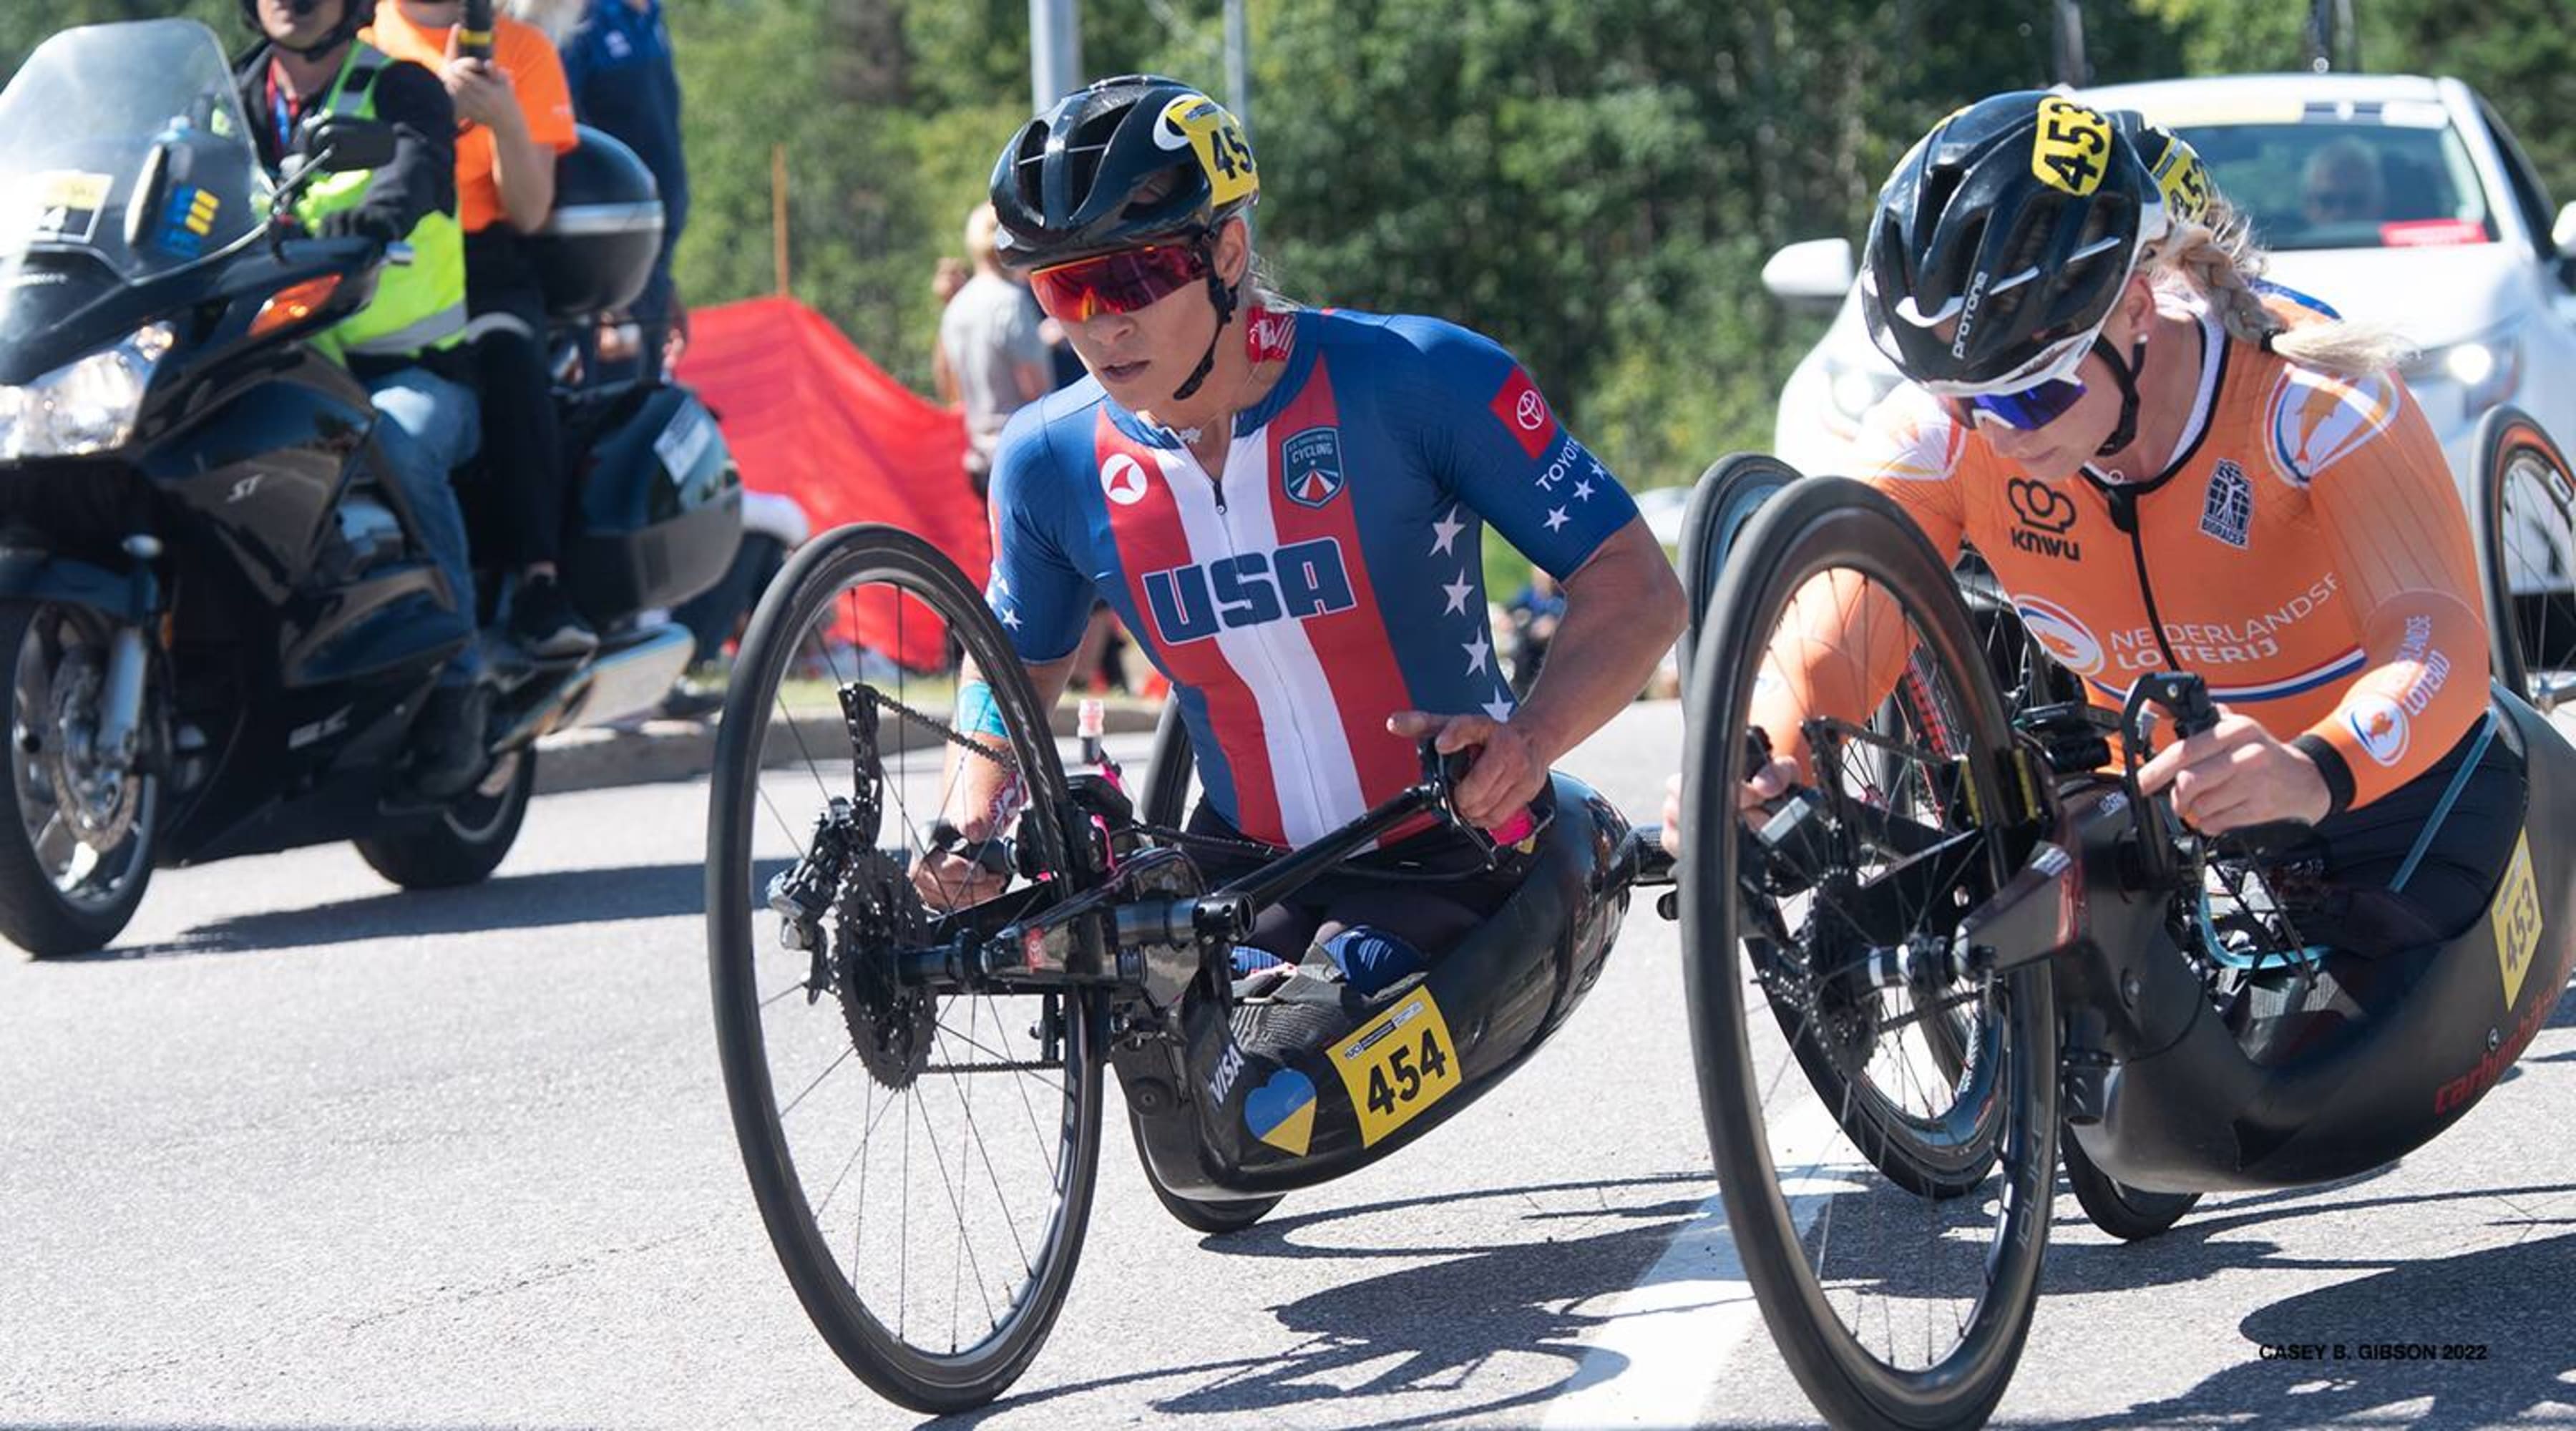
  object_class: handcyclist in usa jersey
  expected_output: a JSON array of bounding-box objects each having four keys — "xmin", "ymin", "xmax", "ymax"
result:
[
  {"xmin": 916, "ymin": 76, "xmax": 1685, "ymax": 1000},
  {"xmin": 1689, "ymin": 93, "xmax": 2527, "ymax": 958}
]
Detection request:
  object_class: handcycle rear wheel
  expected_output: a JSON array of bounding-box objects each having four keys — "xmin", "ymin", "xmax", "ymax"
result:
[
  {"xmin": 1125, "ymin": 701, "xmax": 1285, "ymax": 1236},
  {"xmin": 706, "ymin": 524, "xmax": 1102, "ymax": 1412},
  {"xmin": 2061, "ymin": 1129, "xmax": 2200, "ymax": 1241},
  {"xmin": 1682, "ymin": 477, "xmax": 2057, "ymax": 1431},
  {"xmin": 2472, "ymin": 405, "xmax": 2576, "ymax": 711}
]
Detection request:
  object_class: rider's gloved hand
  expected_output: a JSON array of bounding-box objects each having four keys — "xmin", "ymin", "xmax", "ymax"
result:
[
  {"xmin": 910, "ymin": 816, "xmax": 1010, "ymax": 909},
  {"xmin": 1385, "ymin": 709, "xmax": 1544, "ymax": 830},
  {"xmin": 2136, "ymin": 705, "xmax": 2331, "ymax": 834},
  {"xmin": 316, "ymin": 207, "xmax": 406, "ymax": 243}
]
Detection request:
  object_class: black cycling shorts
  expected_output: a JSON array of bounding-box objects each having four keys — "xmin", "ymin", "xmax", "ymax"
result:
[{"xmin": 2262, "ymin": 705, "xmax": 2527, "ymax": 958}]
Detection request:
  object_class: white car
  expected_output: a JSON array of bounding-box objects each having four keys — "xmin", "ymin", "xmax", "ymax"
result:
[{"xmin": 1768, "ymin": 72, "xmax": 2576, "ymax": 497}]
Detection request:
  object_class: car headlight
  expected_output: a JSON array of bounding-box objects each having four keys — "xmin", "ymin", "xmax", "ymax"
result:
[
  {"xmin": 1826, "ymin": 358, "xmax": 1901, "ymax": 424},
  {"xmin": 2408, "ymin": 327, "xmax": 2522, "ymax": 417},
  {"xmin": 0, "ymin": 322, "xmax": 175, "ymax": 460}
]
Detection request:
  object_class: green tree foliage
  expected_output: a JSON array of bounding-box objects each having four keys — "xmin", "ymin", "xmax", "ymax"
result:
[{"xmin": 12, "ymin": 0, "xmax": 2576, "ymax": 497}]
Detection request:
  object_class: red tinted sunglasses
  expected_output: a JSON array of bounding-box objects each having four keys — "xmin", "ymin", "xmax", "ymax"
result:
[{"xmin": 1030, "ymin": 242, "xmax": 1209, "ymax": 322}]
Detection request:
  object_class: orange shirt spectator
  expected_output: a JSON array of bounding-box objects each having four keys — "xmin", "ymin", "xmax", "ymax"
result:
[{"xmin": 366, "ymin": 4, "xmax": 577, "ymax": 233}]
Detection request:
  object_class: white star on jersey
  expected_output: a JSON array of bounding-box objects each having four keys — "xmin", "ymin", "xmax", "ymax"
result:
[
  {"xmin": 1000, "ymin": 606, "xmax": 1022, "ymax": 629},
  {"xmin": 1544, "ymin": 506, "xmax": 1570, "ymax": 532},
  {"xmin": 1464, "ymin": 633, "xmax": 1491, "ymax": 675},
  {"xmin": 1430, "ymin": 507, "xmax": 1465, "ymax": 557},
  {"xmin": 1572, "ymin": 478, "xmax": 1595, "ymax": 502},
  {"xmin": 1482, "ymin": 690, "xmax": 1516, "ymax": 721},
  {"xmin": 1442, "ymin": 572, "xmax": 1473, "ymax": 615}
]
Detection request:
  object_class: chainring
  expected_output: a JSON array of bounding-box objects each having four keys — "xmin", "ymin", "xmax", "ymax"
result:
[{"xmin": 834, "ymin": 848, "xmax": 940, "ymax": 1089}]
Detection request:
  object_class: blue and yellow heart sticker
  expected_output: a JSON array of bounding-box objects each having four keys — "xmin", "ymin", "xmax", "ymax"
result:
[{"xmin": 1242, "ymin": 1068, "xmax": 1317, "ymax": 1157}]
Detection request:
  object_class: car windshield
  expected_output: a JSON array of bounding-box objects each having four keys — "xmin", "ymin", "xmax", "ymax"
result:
[
  {"xmin": 2176, "ymin": 109, "xmax": 2495, "ymax": 253},
  {"xmin": 0, "ymin": 19, "xmax": 269, "ymax": 288}
]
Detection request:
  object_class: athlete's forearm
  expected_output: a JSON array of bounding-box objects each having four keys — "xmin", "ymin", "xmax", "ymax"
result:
[
  {"xmin": 937, "ymin": 652, "xmax": 1079, "ymax": 828},
  {"xmin": 1511, "ymin": 521, "xmax": 1685, "ymax": 766}
]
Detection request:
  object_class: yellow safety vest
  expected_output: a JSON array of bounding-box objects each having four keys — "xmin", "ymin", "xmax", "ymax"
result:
[{"xmin": 290, "ymin": 43, "xmax": 467, "ymax": 358}]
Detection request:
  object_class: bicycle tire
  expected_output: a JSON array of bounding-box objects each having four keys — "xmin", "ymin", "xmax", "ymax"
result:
[
  {"xmin": 1682, "ymin": 476, "xmax": 2057, "ymax": 1431},
  {"xmin": 706, "ymin": 523, "xmax": 1103, "ymax": 1412},
  {"xmin": 2471, "ymin": 405, "xmax": 2576, "ymax": 710}
]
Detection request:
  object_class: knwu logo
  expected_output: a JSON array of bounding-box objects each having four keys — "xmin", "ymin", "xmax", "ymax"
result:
[{"xmin": 1145, "ymin": 537, "xmax": 1357, "ymax": 644}]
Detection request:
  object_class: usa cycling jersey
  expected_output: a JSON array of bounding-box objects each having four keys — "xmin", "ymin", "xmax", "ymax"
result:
[
  {"xmin": 1758, "ymin": 298, "xmax": 2487, "ymax": 812},
  {"xmin": 985, "ymin": 307, "xmax": 1639, "ymax": 847}
]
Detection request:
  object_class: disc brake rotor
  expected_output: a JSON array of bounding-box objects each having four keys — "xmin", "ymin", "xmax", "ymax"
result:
[
  {"xmin": 39, "ymin": 646, "xmax": 138, "ymax": 851},
  {"xmin": 835, "ymin": 849, "xmax": 939, "ymax": 1089}
]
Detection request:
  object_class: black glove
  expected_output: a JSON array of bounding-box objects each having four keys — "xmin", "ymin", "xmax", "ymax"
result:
[{"xmin": 316, "ymin": 207, "xmax": 405, "ymax": 243}]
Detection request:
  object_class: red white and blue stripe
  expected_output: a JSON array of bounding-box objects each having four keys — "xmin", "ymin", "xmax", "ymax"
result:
[{"xmin": 985, "ymin": 309, "xmax": 1636, "ymax": 847}]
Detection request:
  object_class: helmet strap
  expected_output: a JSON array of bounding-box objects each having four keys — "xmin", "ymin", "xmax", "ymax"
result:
[
  {"xmin": 1169, "ymin": 236, "xmax": 1239, "ymax": 404},
  {"xmin": 2092, "ymin": 331, "xmax": 2150, "ymax": 460}
]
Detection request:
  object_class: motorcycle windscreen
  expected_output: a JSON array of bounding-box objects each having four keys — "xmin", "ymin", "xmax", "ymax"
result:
[{"xmin": 0, "ymin": 19, "xmax": 270, "ymax": 347}]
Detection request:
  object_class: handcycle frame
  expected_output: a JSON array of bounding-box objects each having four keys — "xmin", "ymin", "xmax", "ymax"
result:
[
  {"xmin": 774, "ymin": 688, "xmax": 1669, "ymax": 1204},
  {"xmin": 1770, "ymin": 660, "xmax": 2576, "ymax": 1196}
]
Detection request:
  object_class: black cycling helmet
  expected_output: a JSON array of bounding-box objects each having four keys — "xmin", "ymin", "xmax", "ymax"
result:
[
  {"xmin": 990, "ymin": 74, "xmax": 1259, "ymax": 272},
  {"xmin": 240, "ymin": 0, "xmax": 379, "ymax": 59},
  {"xmin": 990, "ymin": 75, "xmax": 1262, "ymax": 401},
  {"xmin": 1861, "ymin": 89, "xmax": 2167, "ymax": 399}
]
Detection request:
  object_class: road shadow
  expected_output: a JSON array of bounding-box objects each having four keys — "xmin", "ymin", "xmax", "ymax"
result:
[
  {"xmin": 924, "ymin": 1171, "xmax": 1722, "ymax": 1430},
  {"xmin": 2049, "ymin": 1231, "xmax": 2576, "ymax": 1430},
  {"xmin": 63, "ymin": 859, "xmax": 791, "ymax": 960}
]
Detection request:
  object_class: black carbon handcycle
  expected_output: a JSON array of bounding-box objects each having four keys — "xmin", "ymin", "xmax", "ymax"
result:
[
  {"xmin": 703, "ymin": 524, "xmax": 1671, "ymax": 1411},
  {"xmin": 1671, "ymin": 450, "xmax": 2576, "ymax": 1430}
]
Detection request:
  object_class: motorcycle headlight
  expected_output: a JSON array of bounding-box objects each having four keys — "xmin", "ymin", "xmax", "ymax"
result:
[
  {"xmin": 0, "ymin": 322, "xmax": 175, "ymax": 460},
  {"xmin": 2407, "ymin": 326, "xmax": 2522, "ymax": 418}
]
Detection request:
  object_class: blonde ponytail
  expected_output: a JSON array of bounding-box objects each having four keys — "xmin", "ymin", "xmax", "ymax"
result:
[{"xmin": 2147, "ymin": 204, "xmax": 2416, "ymax": 377}]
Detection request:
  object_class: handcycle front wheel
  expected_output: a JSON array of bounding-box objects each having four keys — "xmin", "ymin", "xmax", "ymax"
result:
[
  {"xmin": 1681, "ymin": 476, "xmax": 2058, "ymax": 1431},
  {"xmin": 1677, "ymin": 456, "xmax": 1996, "ymax": 1198},
  {"xmin": 706, "ymin": 523, "xmax": 1103, "ymax": 1412}
]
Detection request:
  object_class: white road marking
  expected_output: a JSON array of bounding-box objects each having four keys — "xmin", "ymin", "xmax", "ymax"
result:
[{"xmin": 1543, "ymin": 1104, "xmax": 1851, "ymax": 1430}]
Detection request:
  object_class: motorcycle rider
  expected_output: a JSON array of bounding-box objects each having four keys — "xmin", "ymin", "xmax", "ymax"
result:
[
  {"xmin": 234, "ymin": 0, "xmax": 491, "ymax": 797},
  {"xmin": 367, "ymin": 0, "xmax": 597, "ymax": 661}
]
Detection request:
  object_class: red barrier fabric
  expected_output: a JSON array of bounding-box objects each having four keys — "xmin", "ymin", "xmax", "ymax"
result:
[{"xmin": 675, "ymin": 296, "xmax": 984, "ymax": 670}]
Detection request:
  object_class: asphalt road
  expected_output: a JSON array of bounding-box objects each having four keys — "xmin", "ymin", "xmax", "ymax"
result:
[{"xmin": 4, "ymin": 700, "xmax": 2572, "ymax": 1430}]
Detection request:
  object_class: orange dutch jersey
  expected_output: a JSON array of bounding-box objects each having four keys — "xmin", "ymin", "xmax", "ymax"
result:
[
  {"xmin": 1760, "ymin": 308, "xmax": 2489, "ymax": 811},
  {"xmin": 365, "ymin": 9, "xmax": 577, "ymax": 234}
]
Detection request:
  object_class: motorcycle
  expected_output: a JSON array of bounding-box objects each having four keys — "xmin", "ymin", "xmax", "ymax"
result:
[{"xmin": 0, "ymin": 19, "xmax": 740, "ymax": 957}]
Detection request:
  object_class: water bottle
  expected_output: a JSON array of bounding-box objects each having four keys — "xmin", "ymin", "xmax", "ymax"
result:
[{"xmin": 1078, "ymin": 698, "xmax": 1122, "ymax": 788}]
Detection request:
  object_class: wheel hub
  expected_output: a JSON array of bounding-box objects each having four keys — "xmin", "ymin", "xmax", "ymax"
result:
[
  {"xmin": 38, "ymin": 648, "xmax": 138, "ymax": 852},
  {"xmin": 835, "ymin": 849, "xmax": 938, "ymax": 1089},
  {"xmin": 1811, "ymin": 977, "xmax": 1882, "ymax": 1079}
]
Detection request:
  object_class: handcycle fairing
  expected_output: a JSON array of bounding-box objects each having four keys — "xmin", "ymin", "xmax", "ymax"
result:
[
  {"xmin": 2072, "ymin": 688, "xmax": 2576, "ymax": 1193},
  {"xmin": 1116, "ymin": 773, "xmax": 1632, "ymax": 1199}
]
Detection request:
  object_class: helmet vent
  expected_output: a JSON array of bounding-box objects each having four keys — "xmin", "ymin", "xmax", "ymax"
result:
[{"xmin": 1063, "ymin": 107, "xmax": 1129, "ymax": 209}]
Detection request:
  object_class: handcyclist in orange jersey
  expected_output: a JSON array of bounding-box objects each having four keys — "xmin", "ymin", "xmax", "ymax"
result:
[{"xmin": 1688, "ymin": 93, "xmax": 2527, "ymax": 957}]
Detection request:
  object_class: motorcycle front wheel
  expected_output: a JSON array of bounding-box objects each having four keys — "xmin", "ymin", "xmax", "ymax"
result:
[{"xmin": 0, "ymin": 600, "xmax": 158, "ymax": 957}]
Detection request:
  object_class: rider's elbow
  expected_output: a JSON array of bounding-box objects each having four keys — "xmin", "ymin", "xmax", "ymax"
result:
[{"xmin": 1636, "ymin": 555, "xmax": 1688, "ymax": 650}]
